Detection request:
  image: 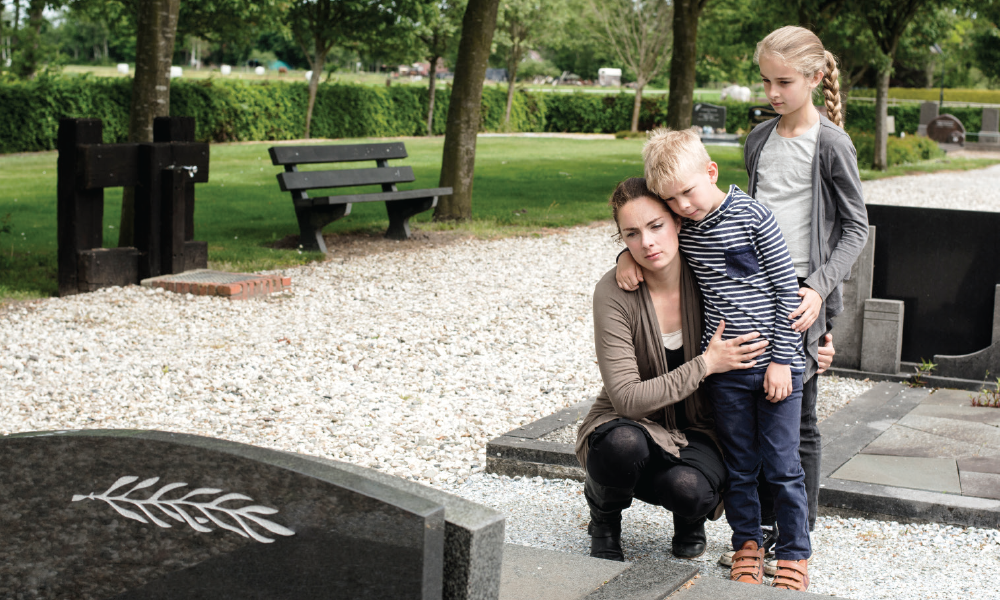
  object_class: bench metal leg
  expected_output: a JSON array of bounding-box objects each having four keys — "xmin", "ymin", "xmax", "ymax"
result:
[
  {"xmin": 385, "ymin": 197, "xmax": 437, "ymax": 241},
  {"xmin": 295, "ymin": 203, "xmax": 350, "ymax": 253}
]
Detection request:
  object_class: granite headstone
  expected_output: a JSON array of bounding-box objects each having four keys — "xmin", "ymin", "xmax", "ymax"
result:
[
  {"xmin": 692, "ymin": 103, "xmax": 727, "ymax": 132},
  {"xmin": 917, "ymin": 102, "xmax": 939, "ymax": 136},
  {"xmin": 926, "ymin": 114, "xmax": 965, "ymax": 145},
  {"xmin": 979, "ymin": 107, "xmax": 1000, "ymax": 145},
  {"xmin": 0, "ymin": 430, "xmax": 446, "ymax": 599},
  {"xmin": 866, "ymin": 204, "xmax": 1000, "ymax": 364}
]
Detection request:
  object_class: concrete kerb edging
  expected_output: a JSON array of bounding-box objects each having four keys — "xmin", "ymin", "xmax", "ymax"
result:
[
  {"xmin": 489, "ymin": 382, "xmax": 1000, "ymax": 529},
  {"xmin": 486, "ymin": 400, "xmax": 591, "ymax": 482},
  {"xmin": 827, "ymin": 365, "xmax": 1000, "ymax": 393}
]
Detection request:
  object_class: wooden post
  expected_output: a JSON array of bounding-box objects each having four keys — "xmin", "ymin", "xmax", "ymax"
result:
[
  {"xmin": 57, "ymin": 119, "xmax": 104, "ymax": 296},
  {"xmin": 161, "ymin": 167, "xmax": 188, "ymax": 275},
  {"xmin": 134, "ymin": 143, "xmax": 172, "ymax": 279}
]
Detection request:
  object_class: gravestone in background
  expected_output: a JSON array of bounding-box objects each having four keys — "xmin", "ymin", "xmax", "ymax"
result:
[
  {"xmin": 0, "ymin": 430, "xmax": 446, "ymax": 599},
  {"xmin": 692, "ymin": 103, "xmax": 727, "ymax": 133},
  {"xmin": 866, "ymin": 204, "xmax": 1000, "ymax": 366},
  {"xmin": 979, "ymin": 108, "xmax": 1000, "ymax": 145},
  {"xmin": 926, "ymin": 114, "xmax": 965, "ymax": 145},
  {"xmin": 917, "ymin": 102, "xmax": 939, "ymax": 136},
  {"xmin": 831, "ymin": 227, "xmax": 875, "ymax": 370}
]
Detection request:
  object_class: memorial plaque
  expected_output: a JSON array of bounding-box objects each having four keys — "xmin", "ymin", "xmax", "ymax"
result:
[
  {"xmin": 926, "ymin": 114, "xmax": 965, "ymax": 145},
  {"xmin": 867, "ymin": 204, "xmax": 1000, "ymax": 363},
  {"xmin": 692, "ymin": 103, "xmax": 727, "ymax": 132},
  {"xmin": 0, "ymin": 430, "xmax": 445, "ymax": 599}
]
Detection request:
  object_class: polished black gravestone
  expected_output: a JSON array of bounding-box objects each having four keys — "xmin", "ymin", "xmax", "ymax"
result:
[
  {"xmin": 692, "ymin": 103, "xmax": 727, "ymax": 132},
  {"xmin": 0, "ymin": 430, "xmax": 444, "ymax": 599},
  {"xmin": 867, "ymin": 204, "xmax": 1000, "ymax": 363}
]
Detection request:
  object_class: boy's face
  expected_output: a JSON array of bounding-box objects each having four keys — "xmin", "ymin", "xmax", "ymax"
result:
[{"xmin": 655, "ymin": 161, "xmax": 724, "ymax": 222}]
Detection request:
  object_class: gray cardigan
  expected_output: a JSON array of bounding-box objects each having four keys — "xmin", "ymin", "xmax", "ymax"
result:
[{"xmin": 744, "ymin": 114, "xmax": 869, "ymax": 379}]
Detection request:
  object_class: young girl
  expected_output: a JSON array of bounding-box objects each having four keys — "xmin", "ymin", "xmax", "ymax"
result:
[{"xmin": 617, "ymin": 26, "xmax": 868, "ymax": 591}]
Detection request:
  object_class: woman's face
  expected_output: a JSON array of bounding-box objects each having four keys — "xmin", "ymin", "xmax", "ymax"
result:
[{"xmin": 618, "ymin": 195, "xmax": 681, "ymax": 273}]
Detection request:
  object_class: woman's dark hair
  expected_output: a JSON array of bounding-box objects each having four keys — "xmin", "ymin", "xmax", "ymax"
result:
[{"xmin": 609, "ymin": 177, "xmax": 677, "ymax": 243}]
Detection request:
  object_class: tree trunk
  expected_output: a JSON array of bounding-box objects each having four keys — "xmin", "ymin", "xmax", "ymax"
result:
[
  {"xmin": 873, "ymin": 66, "xmax": 890, "ymax": 171},
  {"xmin": 304, "ymin": 47, "xmax": 326, "ymax": 139},
  {"xmin": 119, "ymin": 0, "xmax": 180, "ymax": 247},
  {"xmin": 434, "ymin": 0, "xmax": 501, "ymax": 222},
  {"xmin": 426, "ymin": 54, "xmax": 439, "ymax": 136},
  {"xmin": 12, "ymin": 0, "xmax": 44, "ymax": 79},
  {"xmin": 631, "ymin": 84, "xmax": 644, "ymax": 132},
  {"xmin": 504, "ymin": 61, "xmax": 519, "ymax": 128},
  {"xmin": 665, "ymin": 0, "xmax": 703, "ymax": 130}
]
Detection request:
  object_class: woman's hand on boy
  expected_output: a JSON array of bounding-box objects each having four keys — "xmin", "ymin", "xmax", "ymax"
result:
[
  {"xmin": 764, "ymin": 362, "xmax": 792, "ymax": 402},
  {"xmin": 702, "ymin": 320, "xmax": 769, "ymax": 376},
  {"xmin": 615, "ymin": 251, "xmax": 643, "ymax": 291},
  {"xmin": 789, "ymin": 287, "xmax": 823, "ymax": 332}
]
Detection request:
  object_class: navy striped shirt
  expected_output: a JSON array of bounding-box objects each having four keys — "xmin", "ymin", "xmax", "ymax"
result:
[{"xmin": 679, "ymin": 185, "xmax": 805, "ymax": 371}]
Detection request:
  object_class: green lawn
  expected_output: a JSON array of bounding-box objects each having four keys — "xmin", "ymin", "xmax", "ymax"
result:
[{"xmin": 1, "ymin": 137, "xmax": 997, "ymax": 301}]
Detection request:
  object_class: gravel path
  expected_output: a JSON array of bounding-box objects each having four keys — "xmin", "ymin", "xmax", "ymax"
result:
[
  {"xmin": 864, "ymin": 162, "xmax": 1000, "ymax": 212},
  {"xmin": 2, "ymin": 167, "xmax": 999, "ymax": 598}
]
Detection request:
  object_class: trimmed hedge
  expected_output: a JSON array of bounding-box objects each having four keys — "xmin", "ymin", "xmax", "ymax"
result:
[
  {"xmin": 849, "ymin": 131, "xmax": 945, "ymax": 168},
  {"xmin": 0, "ymin": 76, "xmax": 975, "ymax": 158},
  {"xmin": 0, "ymin": 77, "xmax": 546, "ymax": 153},
  {"xmin": 849, "ymin": 87, "xmax": 1000, "ymax": 104}
]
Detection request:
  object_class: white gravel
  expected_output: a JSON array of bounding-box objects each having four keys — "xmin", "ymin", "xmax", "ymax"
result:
[
  {"xmin": 2, "ymin": 167, "xmax": 998, "ymax": 598},
  {"xmin": 863, "ymin": 162, "xmax": 1000, "ymax": 212}
]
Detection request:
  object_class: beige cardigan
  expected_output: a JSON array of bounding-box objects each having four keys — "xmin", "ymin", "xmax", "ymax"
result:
[{"xmin": 575, "ymin": 262, "xmax": 720, "ymax": 469}]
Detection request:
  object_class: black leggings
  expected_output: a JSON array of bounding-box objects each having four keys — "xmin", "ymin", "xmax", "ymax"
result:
[{"xmin": 587, "ymin": 420, "xmax": 719, "ymax": 519}]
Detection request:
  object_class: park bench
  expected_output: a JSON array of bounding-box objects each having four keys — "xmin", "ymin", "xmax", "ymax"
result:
[{"xmin": 268, "ymin": 142, "xmax": 452, "ymax": 253}]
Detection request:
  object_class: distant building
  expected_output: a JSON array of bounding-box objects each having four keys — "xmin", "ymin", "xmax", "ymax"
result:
[{"xmin": 598, "ymin": 68, "xmax": 622, "ymax": 87}]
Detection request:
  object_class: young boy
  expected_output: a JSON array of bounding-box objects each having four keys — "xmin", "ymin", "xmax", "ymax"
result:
[{"xmin": 641, "ymin": 128, "xmax": 811, "ymax": 587}]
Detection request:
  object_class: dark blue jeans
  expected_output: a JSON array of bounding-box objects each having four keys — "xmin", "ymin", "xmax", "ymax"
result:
[{"xmin": 705, "ymin": 368, "xmax": 811, "ymax": 560}]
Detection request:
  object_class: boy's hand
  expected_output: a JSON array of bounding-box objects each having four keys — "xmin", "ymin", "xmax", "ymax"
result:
[
  {"xmin": 764, "ymin": 362, "xmax": 792, "ymax": 402},
  {"xmin": 615, "ymin": 251, "xmax": 643, "ymax": 291},
  {"xmin": 789, "ymin": 287, "xmax": 823, "ymax": 332},
  {"xmin": 816, "ymin": 334, "xmax": 834, "ymax": 374}
]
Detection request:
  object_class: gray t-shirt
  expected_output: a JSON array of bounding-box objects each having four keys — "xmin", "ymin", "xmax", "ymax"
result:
[{"xmin": 754, "ymin": 120, "xmax": 819, "ymax": 278}]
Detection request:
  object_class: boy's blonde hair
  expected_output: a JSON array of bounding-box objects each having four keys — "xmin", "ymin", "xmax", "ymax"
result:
[
  {"xmin": 642, "ymin": 128, "xmax": 711, "ymax": 196},
  {"xmin": 754, "ymin": 25, "xmax": 843, "ymax": 127}
]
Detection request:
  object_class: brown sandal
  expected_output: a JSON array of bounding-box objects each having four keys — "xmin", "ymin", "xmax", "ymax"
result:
[
  {"xmin": 729, "ymin": 540, "xmax": 764, "ymax": 584},
  {"xmin": 771, "ymin": 559, "xmax": 809, "ymax": 591}
]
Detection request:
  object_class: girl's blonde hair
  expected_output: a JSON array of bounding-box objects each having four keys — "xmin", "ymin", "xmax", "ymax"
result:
[{"xmin": 754, "ymin": 26, "xmax": 843, "ymax": 127}]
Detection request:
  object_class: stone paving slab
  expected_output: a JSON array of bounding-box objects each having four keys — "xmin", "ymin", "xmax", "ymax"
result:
[
  {"xmin": 960, "ymin": 472, "xmax": 1000, "ymax": 500},
  {"xmin": 919, "ymin": 388, "xmax": 980, "ymax": 406},
  {"xmin": 498, "ymin": 544, "xmax": 630, "ymax": 600},
  {"xmin": 582, "ymin": 559, "xmax": 698, "ymax": 600},
  {"xmin": 831, "ymin": 454, "xmax": 962, "ymax": 494},
  {"xmin": 959, "ymin": 456, "xmax": 1000, "ymax": 475},
  {"xmin": 668, "ymin": 575, "xmax": 851, "ymax": 599},
  {"xmin": 896, "ymin": 413, "xmax": 1000, "ymax": 450},
  {"xmin": 141, "ymin": 269, "xmax": 291, "ymax": 300},
  {"xmin": 910, "ymin": 402, "xmax": 1000, "ymax": 426},
  {"xmin": 860, "ymin": 424, "xmax": 1000, "ymax": 459}
]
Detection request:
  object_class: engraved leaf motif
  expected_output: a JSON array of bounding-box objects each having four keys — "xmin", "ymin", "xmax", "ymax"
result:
[{"xmin": 74, "ymin": 476, "xmax": 294, "ymax": 543}]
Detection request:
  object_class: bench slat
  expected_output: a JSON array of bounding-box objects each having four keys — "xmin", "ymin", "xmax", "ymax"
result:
[
  {"xmin": 296, "ymin": 187, "xmax": 453, "ymax": 207},
  {"xmin": 278, "ymin": 166, "xmax": 416, "ymax": 192},
  {"xmin": 269, "ymin": 143, "xmax": 408, "ymax": 165}
]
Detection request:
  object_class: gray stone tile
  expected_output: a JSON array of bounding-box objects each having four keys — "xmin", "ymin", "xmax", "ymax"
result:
[
  {"xmin": 958, "ymin": 456, "xmax": 1000, "ymax": 475},
  {"xmin": 831, "ymin": 454, "xmax": 961, "ymax": 493},
  {"xmin": 499, "ymin": 544, "xmax": 628, "ymax": 600},
  {"xmin": 583, "ymin": 559, "xmax": 698, "ymax": 600},
  {"xmin": 910, "ymin": 403, "xmax": 1000, "ymax": 427},
  {"xmin": 668, "ymin": 574, "xmax": 850, "ymax": 599},
  {"xmin": 861, "ymin": 425, "xmax": 1000, "ymax": 460},
  {"xmin": 960, "ymin": 472, "xmax": 1000, "ymax": 500},
  {"xmin": 897, "ymin": 413, "xmax": 1000, "ymax": 450},
  {"xmin": 920, "ymin": 388, "xmax": 978, "ymax": 406}
]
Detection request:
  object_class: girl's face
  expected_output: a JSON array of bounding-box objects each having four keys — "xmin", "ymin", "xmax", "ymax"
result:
[
  {"xmin": 759, "ymin": 54, "xmax": 823, "ymax": 118},
  {"xmin": 617, "ymin": 195, "xmax": 682, "ymax": 273}
]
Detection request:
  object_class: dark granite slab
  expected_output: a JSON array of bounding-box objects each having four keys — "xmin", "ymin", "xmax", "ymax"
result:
[{"xmin": 0, "ymin": 430, "xmax": 445, "ymax": 599}]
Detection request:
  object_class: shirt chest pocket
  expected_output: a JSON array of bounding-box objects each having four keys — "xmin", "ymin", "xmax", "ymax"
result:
[{"xmin": 724, "ymin": 245, "xmax": 760, "ymax": 278}]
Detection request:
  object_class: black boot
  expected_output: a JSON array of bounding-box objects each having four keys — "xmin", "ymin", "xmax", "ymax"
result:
[
  {"xmin": 584, "ymin": 475, "xmax": 633, "ymax": 562},
  {"xmin": 588, "ymin": 520, "xmax": 624, "ymax": 561},
  {"xmin": 671, "ymin": 513, "xmax": 707, "ymax": 559}
]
